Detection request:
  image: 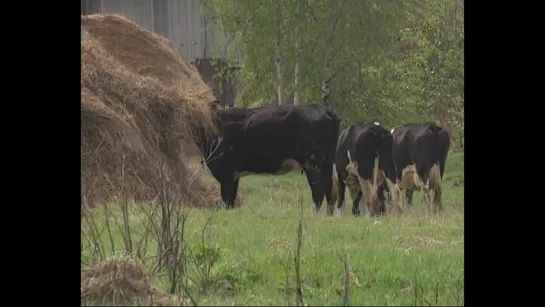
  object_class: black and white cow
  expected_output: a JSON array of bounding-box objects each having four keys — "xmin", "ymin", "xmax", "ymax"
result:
[
  {"xmin": 195, "ymin": 102, "xmax": 341, "ymax": 214},
  {"xmin": 333, "ymin": 122, "xmax": 402, "ymax": 217},
  {"xmin": 389, "ymin": 122, "xmax": 451, "ymax": 214}
]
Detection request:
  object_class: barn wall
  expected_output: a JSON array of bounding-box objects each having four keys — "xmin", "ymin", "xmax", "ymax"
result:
[
  {"xmin": 81, "ymin": 0, "xmax": 237, "ymax": 107},
  {"xmin": 81, "ymin": 0, "xmax": 228, "ymax": 59}
]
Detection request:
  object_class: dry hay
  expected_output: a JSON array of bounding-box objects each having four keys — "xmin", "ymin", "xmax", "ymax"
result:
[
  {"xmin": 81, "ymin": 14, "xmax": 221, "ymax": 207},
  {"xmin": 81, "ymin": 255, "xmax": 182, "ymax": 306},
  {"xmin": 82, "ymin": 14, "xmax": 203, "ymax": 88}
]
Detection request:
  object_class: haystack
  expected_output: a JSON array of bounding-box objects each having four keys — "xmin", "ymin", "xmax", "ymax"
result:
[
  {"xmin": 81, "ymin": 14, "xmax": 219, "ymax": 207},
  {"xmin": 81, "ymin": 255, "xmax": 182, "ymax": 306}
]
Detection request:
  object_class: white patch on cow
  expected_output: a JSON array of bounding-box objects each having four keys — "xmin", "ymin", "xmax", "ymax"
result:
[
  {"xmin": 427, "ymin": 163, "xmax": 442, "ymax": 214},
  {"xmin": 334, "ymin": 202, "xmax": 343, "ymax": 215},
  {"xmin": 428, "ymin": 163, "xmax": 441, "ymax": 188},
  {"xmin": 374, "ymin": 122, "xmax": 380, "ymax": 126},
  {"xmin": 398, "ymin": 164, "xmax": 424, "ymax": 190},
  {"xmin": 276, "ymin": 158, "xmax": 303, "ymax": 175},
  {"xmin": 399, "ymin": 163, "xmax": 442, "ymax": 191},
  {"xmin": 383, "ymin": 176, "xmax": 403, "ymax": 215},
  {"xmin": 345, "ymin": 151, "xmax": 382, "ymax": 216},
  {"xmin": 395, "ymin": 163, "xmax": 444, "ymax": 215},
  {"xmin": 390, "ymin": 128, "xmax": 395, "ymax": 134}
]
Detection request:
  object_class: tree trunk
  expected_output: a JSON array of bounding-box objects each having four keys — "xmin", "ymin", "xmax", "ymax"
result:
[
  {"xmin": 294, "ymin": 38, "xmax": 301, "ymax": 106},
  {"xmin": 275, "ymin": 3, "xmax": 284, "ymax": 105},
  {"xmin": 322, "ymin": 50, "xmax": 332, "ymax": 108},
  {"xmin": 321, "ymin": 1, "xmax": 336, "ymax": 108},
  {"xmin": 293, "ymin": 0, "xmax": 301, "ymax": 105},
  {"xmin": 321, "ymin": 0, "xmax": 345, "ymax": 109}
]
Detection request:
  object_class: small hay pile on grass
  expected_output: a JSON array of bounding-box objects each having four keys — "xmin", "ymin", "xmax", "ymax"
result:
[
  {"xmin": 81, "ymin": 14, "xmax": 220, "ymax": 207},
  {"xmin": 81, "ymin": 255, "xmax": 181, "ymax": 306}
]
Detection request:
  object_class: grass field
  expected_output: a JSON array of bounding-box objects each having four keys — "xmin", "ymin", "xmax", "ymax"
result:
[{"xmin": 81, "ymin": 152, "xmax": 464, "ymax": 306}]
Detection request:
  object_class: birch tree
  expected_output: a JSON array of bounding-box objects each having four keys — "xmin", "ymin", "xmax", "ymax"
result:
[
  {"xmin": 274, "ymin": 1, "xmax": 285, "ymax": 105},
  {"xmin": 202, "ymin": 0, "xmax": 463, "ymax": 146},
  {"xmin": 320, "ymin": 0, "xmax": 346, "ymax": 108},
  {"xmin": 293, "ymin": 0, "xmax": 301, "ymax": 105}
]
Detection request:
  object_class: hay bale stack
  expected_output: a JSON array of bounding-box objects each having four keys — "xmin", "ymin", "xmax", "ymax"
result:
[
  {"xmin": 81, "ymin": 14, "xmax": 218, "ymax": 207},
  {"xmin": 81, "ymin": 255, "xmax": 181, "ymax": 306}
]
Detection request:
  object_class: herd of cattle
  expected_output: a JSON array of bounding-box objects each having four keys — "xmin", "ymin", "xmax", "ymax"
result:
[{"xmin": 195, "ymin": 101, "xmax": 451, "ymax": 217}]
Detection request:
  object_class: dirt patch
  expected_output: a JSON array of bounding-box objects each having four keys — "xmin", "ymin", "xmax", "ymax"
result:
[
  {"xmin": 266, "ymin": 238, "xmax": 290, "ymax": 250},
  {"xmin": 395, "ymin": 236, "xmax": 444, "ymax": 245},
  {"xmin": 81, "ymin": 14, "xmax": 221, "ymax": 208},
  {"xmin": 81, "ymin": 255, "xmax": 181, "ymax": 306},
  {"xmin": 417, "ymin": 237, "xmax": 444, "ymax": 245}
]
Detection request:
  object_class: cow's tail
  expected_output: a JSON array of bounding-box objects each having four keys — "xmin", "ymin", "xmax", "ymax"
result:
[
  {"xmin": 325, "ymin": 109, "xmax": 341, "ymax": 205},
  {"xmin": 428, "ymin": 123, "xmax": 451, "ymax": 187},
  {"xmin": 428, "ymin": 160, "xmax": 442, "ymax": 188},
  {"xmin": 427, "ymin": 122, "xmax": 443, "ymax": 164}
]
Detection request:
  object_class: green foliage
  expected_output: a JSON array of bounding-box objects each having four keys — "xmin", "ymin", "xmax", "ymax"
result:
[
  {"xmin": 202, "ymin": 0, "xmax": 464, "ymax": 148},
  {"xmin": 81, "ymin": 153, "xmax": 464, "ymax": 305}
]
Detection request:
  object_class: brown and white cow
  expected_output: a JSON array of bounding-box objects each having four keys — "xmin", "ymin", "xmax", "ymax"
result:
[
  {"xmin": 333, "ymin": 122, "xmax": 402, "ymax": 217},
  {"xmin": 389, "ymin": 122, "xmax": 451, "ymax": 214}
]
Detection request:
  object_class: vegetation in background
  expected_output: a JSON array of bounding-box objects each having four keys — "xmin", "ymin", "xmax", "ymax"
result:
[
  {"xmin": 202, "ymin": 0, "xmax": 464, "ymax": 149},
  {"xmin": 81, "ymin": 2, "xmax": 464, "ymax": 305}
]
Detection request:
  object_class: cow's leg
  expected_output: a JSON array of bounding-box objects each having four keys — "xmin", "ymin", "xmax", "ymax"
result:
[
  {"xmin": 429, "ymin": 163, "xmax": 443, "ymax": 214},
  {"xmin": 380, "ymin": 181, "xmax": 392, "ymax": 215},
  {"xmin": 357, "ymin": 178, "xmax": 373, "ymax": 217},
  {"xmin": 318, "ymin": 152, "xmax": 338, "ymax": 215},
  {"xmin": 377, "ymin": 183, "xmax": 387, "ymax": 215},
  {"xmin": 425, "ymin": 188, "xmax": 433, "ymax": 215},
  {"xmin": 320, "ymin": 155, "xmax": 336, "ymax": 216},
  {"xmin": 429, "ymin": 188, "xmax": 437, "ymax": 214},
  {"xmin": 421, "ymin": 184, "xmax": 433, "ymax": 215},
  {"xmin": 304, "ymin": 170, "xmax": 325, "ymax": 213},
  {"xmin": 229, "ymin": 179, "xmax": 240, "ymax": 208},
  {"xmin": 351, "ymin": 190, "xmax": 363, "ymax": 216},
  {"xmin": 435, "ymin": 185, "xmax": 443, "ymax": 213},
  {"xmin": 220, "ymin": 179, "xmax": 238, "ymax": 209},
  {"xmin": 335, "ymin": 171, "xmax": 346, "ymax": 214},
  {"xmin": 347, "ymin": 169, "xmax": 374, "ymax": 217},
  {"xmin": 383, "ymin": 176, "xmax": 403, "ymax": 217},
  {"xmin": 413, "ymin": 161, "xmax": 433, "ymax": 214},
  {"xmin": 345, "ymin": 178, "xmax": 362, "ymax": 216},
  {"xmin": 406, "ymin": 190, "xmax": 414, "ymax": 207}
]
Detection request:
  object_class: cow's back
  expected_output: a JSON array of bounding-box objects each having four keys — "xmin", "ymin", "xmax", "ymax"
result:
[
  {"xmin": 336, "ymin": 123, "xmax": 393, "ymax": 177},
  {"xmin": 391, "ymin": 123, "xmax": 451, "ymax": 184},
  {"xmin": 221, "ymin": 105, "xmax": 338, "ymax": 173}
]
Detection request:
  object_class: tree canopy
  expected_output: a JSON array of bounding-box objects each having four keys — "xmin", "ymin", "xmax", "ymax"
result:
[{"xmin": 202, "ymin": 0, "xmax": 464, "ymax": 149}]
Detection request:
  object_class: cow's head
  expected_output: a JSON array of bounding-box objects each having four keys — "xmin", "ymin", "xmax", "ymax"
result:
[
  {"xmin": 194, "ymin": 99, "xmax": 223, "ymax": 167},
  {"xmin": 209, "ymin": 98, "xmax": 221, "ymax": 112}
]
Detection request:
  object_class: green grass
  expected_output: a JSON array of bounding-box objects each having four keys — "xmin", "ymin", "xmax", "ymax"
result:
[{"xmin": 82, "ymin": 152, "xmax": 464, "ymax": 306}]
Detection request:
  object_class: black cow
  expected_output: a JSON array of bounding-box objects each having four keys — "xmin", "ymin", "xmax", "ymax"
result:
[
  {"xmin": 334, "ymin": 122, "xmax": 401, "ymax": 217},
  {"xmin": 195, "ymin": 102, "xmax": 340, "ymax": 214},
  {"xmin": 389, "ymin": 122, "xmax": 451, "ymax": 214}
]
